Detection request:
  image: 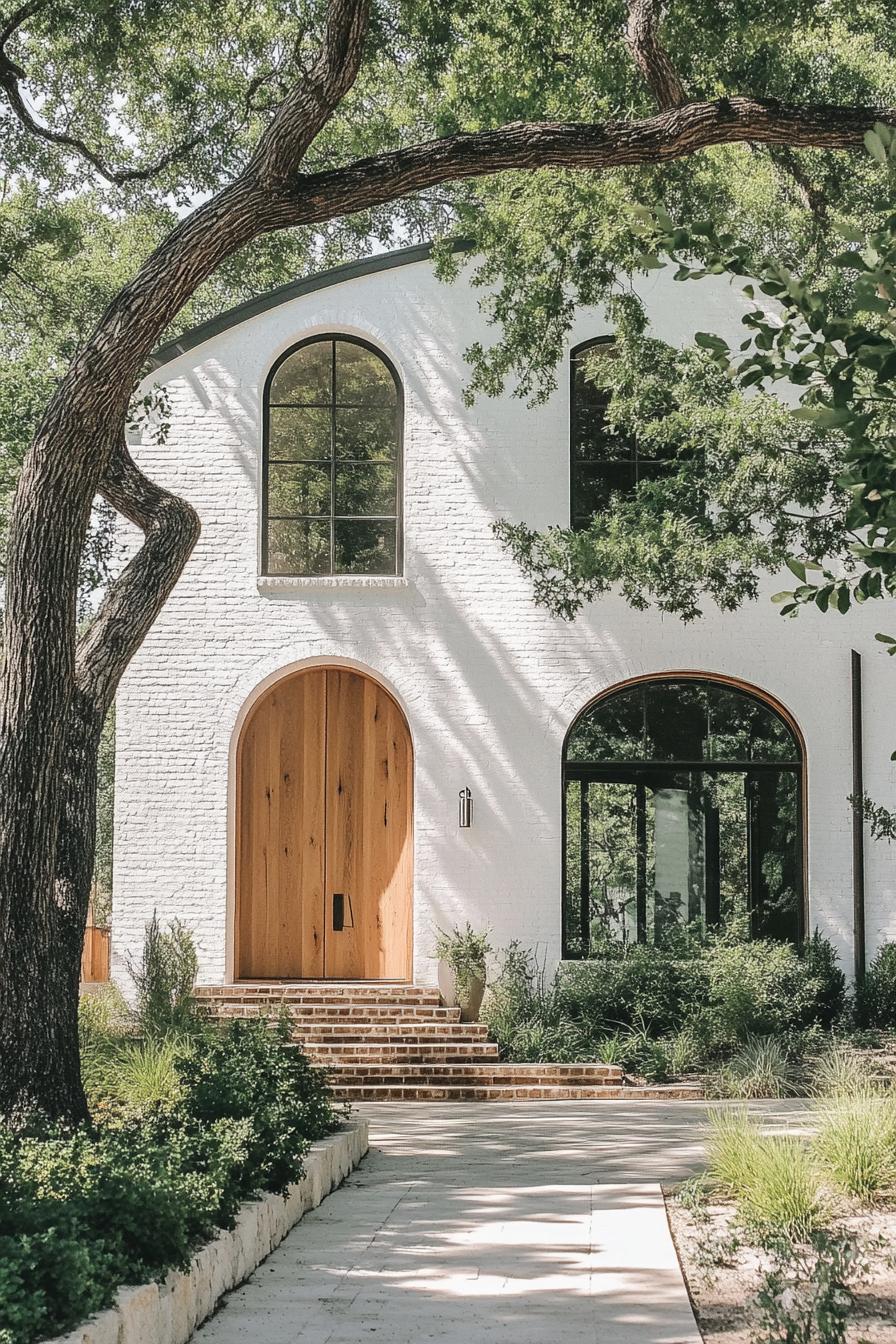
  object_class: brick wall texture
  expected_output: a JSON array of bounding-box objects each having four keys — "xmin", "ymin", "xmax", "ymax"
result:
[{"xmin": 112, "ymin": 256, "xmax": 896, "ymax": 986}]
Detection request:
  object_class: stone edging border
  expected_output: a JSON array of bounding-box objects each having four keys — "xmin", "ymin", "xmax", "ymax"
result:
[{"xmin": 53, "ymin": 1118, "xmax": 370, "ymax": 1344}]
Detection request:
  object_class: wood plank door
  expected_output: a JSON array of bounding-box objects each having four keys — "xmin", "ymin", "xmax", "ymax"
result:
[
  {"xmin": 236, "ymin": 669, "xmax": 326, "ymax": 978},
  {"xmin": 236, "ymin": 666, "xmax": 413, "ymax": 980},
  {"xmin": 324, "ymin": 669, "xmax": 413, "ymax": 980}
]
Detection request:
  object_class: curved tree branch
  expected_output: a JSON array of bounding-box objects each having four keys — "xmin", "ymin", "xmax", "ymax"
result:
[
  {"xmin": 75, "ymin": 439, "xmax": 201, "ymax": 716},
  {"xmin": 250, "ymin": 0, "xmax": 371, "ymax": 187},
  {"xmin": 0, "ymin": 53, "xmax": 209, "ymax": 185},
  {"xmin": 625, "ymin": 0, "xmax": 687, "ymax": 111},
  {"xmin": 275, "ymin": 97, "xmax": 894, "ymax": 226}
]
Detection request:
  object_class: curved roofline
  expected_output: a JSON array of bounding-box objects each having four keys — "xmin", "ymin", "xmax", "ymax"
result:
[{"xmin": 148, "ymin": 239, "xmax": 472, "ymax": 373}]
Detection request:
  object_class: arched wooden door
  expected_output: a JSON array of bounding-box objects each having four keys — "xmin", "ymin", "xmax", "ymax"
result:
[{"xmin": 236, "ymin": 667, "xmax": 413, "ymax": 980}]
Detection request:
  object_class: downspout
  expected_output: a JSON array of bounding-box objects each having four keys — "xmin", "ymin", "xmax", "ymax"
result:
[{"xmin": 851, "ymin": 649, "xmax": 866, "ymax": 982}]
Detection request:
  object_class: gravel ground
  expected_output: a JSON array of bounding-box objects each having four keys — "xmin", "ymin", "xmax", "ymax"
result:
[{"xmin": 667, "ymin": 1195, "xmax": 896, "ymax": 1342}]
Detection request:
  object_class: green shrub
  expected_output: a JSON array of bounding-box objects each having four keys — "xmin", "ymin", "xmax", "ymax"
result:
[
  {"xmin": 0, "ymin": 1113, "xmax": 251, "ymax": 1344},
  {"xmin": 79, "ymin": 985, "xmax": 134, "ymax": 1097},
  {"xmin": 127, "ymin": 913, "xmax": 199, "ymax": 1039},
  {"xmin": 710, "ymin": 1036, "xmax": 801, "ymax": 1099},
  {"xmin": 753, "ymin": 1231, "xmax": 872, "ymax": 1344},
  {"xmin": 482, "ymin": 944, "xmax": 582, "ymax": 1058},
  {"xmin": 484, "ymin": 935, "xmax": 846, "ymax": 1071},
  {"xmin": 0, "ymin": 1013, "xmax": 338, "ymax": 1344},
  {"xmin": 814, "ymin": 1094, "xmax": 896, "ymax": 1201},
  {"xmin": 556, "ymin": 945, "xmax": 703, "ymax": 1037},
  {"xmin": 702, "ymin": 935, "xmax": 844, "ymax": 1050},
  {"xmin": 857, "ymin": 941, "xmax": 896, "ymax": 1028},
  {"xmin": 177, "ymin": 1013, "xmax": 337, "ymax": 1196}
]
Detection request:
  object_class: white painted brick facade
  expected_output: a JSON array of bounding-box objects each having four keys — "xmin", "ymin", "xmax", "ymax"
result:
[{"xmin": 113, "ymin": 253, "xmax": 896, "ymax": 987}]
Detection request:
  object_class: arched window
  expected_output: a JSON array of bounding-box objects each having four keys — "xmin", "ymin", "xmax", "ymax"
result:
[
  {"xmin": 570, "ymin": 338, "xmax": 678, "ymax": 528},
  {"xmin": 262, "ymin": 335, "xmax": 401, "ymax": 576},
  {"xmin": 562, "ymin": 676, "xmax": 804, "ymax": 957}
]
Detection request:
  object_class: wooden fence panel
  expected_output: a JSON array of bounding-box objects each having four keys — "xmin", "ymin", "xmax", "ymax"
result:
[{"xmin": 81, "ymin": 926, "xmax": 110, "ymax": 983}]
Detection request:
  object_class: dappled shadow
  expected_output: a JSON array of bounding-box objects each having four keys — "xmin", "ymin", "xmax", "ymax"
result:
[{"xmin": 191, "ymin": 1103, "xmax": 806, "ymax": 1343}]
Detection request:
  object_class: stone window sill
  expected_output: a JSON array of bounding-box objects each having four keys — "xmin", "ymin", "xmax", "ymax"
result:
[{"xmin": 257, "ymin": 575, "xmax": 410, "ymax": 594}]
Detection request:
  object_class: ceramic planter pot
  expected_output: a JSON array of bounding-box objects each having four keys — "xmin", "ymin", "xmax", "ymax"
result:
[{"xmin": 438, "ymin": 961, "xmax": 486, "ymax": 1022}]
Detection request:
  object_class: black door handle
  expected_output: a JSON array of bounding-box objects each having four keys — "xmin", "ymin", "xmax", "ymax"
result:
[{"xmin": 332, "ymin": 893, "xmax": 354, "ymax": 931}]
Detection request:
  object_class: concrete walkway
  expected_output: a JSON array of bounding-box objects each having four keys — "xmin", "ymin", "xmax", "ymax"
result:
[{"xmin": 197, "ymin": 1101, "xmax": 802, "ymax": 1344}]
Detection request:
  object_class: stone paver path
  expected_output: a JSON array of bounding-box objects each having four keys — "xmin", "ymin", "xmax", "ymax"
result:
[{"xmin": 197, "ymin": 1101, "xmax": 802, "ymax": 1344}]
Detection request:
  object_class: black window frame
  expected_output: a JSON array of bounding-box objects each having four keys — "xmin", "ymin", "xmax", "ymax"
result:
[
  {"xmin": 569, "ymin": 336, "xmax": 680, "ymax": 529},
  {"xmin": 261, "ymin": 333, "xmax": 404, "ymax": 577},
  {"xmin": 561, "ymin": 676, "xmax": 807, "ymax": 958}
]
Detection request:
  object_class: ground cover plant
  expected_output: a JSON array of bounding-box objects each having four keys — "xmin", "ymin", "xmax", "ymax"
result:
[
  {"xmin": 0, "ymin": 922, "xmax": 339, "ymax": 1344},
  {"xmin": 668, "ymin": 1065, "xmax": 896, "ymax": 1343}
]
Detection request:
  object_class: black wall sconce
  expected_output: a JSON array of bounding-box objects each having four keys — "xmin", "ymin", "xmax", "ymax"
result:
[{"xmin": 458, "ymin": 786, "xmax": 472, "ymax": 828}]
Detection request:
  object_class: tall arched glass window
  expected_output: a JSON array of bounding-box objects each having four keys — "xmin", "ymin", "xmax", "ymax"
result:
[
  {"xmin": 563, "ymin": 677, "xmax": 804, "ymax": 957},
  {"xmin": 262, "ymin": 335, "xmax": 401, "ymax": 576},
  {"xmin": 570, "ymin": 338, "xmax": 678, "ymax": 527}
]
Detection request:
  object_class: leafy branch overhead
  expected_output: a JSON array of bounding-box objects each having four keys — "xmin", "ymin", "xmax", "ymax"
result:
[{"xmin": 638, "ymin": 132, "xmax": 896, "ymax": 623}]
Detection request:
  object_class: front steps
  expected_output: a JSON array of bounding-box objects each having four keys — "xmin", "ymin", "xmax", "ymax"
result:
[{"xmin": 196, "ymin": 983, "xmax": 701, "ymax": 1101}]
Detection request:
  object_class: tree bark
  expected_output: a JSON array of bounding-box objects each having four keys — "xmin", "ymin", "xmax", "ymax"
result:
[{"xmin": 1, "ymin": 0, "xmax": 896, "ymax": 1121}]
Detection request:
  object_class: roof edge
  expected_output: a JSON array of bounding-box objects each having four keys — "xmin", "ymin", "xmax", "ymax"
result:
[{"xmin": 148, "ymin": 239, "xmax": 472, "ymax": 373}]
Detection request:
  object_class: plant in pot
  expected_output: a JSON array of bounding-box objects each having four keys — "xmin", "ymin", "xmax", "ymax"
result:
[{"xmin": 435, "ymin": 923, "xmax": 493, "ymax": 1022}]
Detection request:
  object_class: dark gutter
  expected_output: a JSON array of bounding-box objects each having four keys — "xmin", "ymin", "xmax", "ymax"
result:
[
  {"xmin": 148, "ymin": 239, "xmax": 473, "ymax": 373},
  {"xmin": 851, "ymin": 648, "xmax": 866, "ymax": 981}
]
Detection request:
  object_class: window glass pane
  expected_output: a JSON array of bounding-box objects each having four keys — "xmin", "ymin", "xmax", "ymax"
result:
[
  {"xmin": 266, "ymin": 519, "xmax": 330, "ymax": 575},
  {"xmin": 268, "ymin": 463, "xmax": 331, "ymax": 518},
  {"xmin": 750, "ymin": 770, "xmax": 801, "ymax": 941},
  {"xmin": 268, "ymin": 406, "xmax": 331, "ymax": 461},
  {"xmin": 334, "ymin": 407, "xmax": 397, "ymax": 462},
  {"xmin": 269, "ymin": 340, "xmax": 332, "ymax": 405},
  {"xmin": 563, "ymin": 679, "xmax": 804, "ymax": 950},
  {"xmin": 571, "ymin": 345, "xmax": 615, "ymax": 462},
  {"xmin": 335, "ymin": 342, "xmax": 397, "ymax": 406},
  {"xmin": 586, "ymin": 780, "xmax": 641, "ymax": 948},
  {"xmin": 635, "ymin": 457, "xmax": 678, "ymax": 483},
  {"xmin": 572, "ymin": 462, "xmax": 636, "ymax": 519},
  {"xmin": 334, "ymin": 519, "xmax": 397, "ymax": 574},
  {"xmin": 334, "ymin": 462, "xmax": 397, "ymax": 516},
  {"xmin": 644, "ymin": 680, "xmax": 708, "ymax": 761},
  {"xmin": 567, "ymin": 686, "xmax": 645, "ymax": 762},
  {"xmin": 707, "ymin": 686, "xmax": 799, "ymax": 762},
  {"xmin": 713, "ymin": 771, "xmax": 749, "ymax": 926}
]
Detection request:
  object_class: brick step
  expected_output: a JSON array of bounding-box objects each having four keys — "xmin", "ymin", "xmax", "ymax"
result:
[
  {"xmin": 206, "ymin": 1002, "xmax": 463, "ymax": 1022},
  {"xmin": 287, "ymin": 1020, "xmax": 490, "ymax": 1039},
  {"xmin": 332, "ymin": 1083, "xmax": 705, "ymax": 1102},
  {"xmin": 324, "ymin": 1063, "xmax": 625, "ymax": 1084},
  {"xmin": 197, "ymin": 984, "xmax": 441, "ymax": 1005},
  {"xmin": 304, "ymin": 1042, "xmax": 501, "ymax": 1063},
  {"xmin": 292, "ymin": 1031, "xmax": 492, "ymax": 1050}
]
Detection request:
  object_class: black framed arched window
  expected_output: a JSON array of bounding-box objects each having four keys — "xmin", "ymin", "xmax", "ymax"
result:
[
  {"xmin": 570, "ymin": 338, "xmax": 679, "ymax": 528},
  {"xmin": 562, "ymin": 676, "xmax": 805, "ymax": 957},
  {"xmin": 262, "ymin": 335, "xmax": 402, "ymax": 576}
]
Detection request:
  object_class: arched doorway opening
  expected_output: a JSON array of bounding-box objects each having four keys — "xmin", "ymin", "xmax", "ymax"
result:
[
  {"xmin": 562, "ymin": 674, "xmax": 805, "ymax": 957},
  {"xmin": 235, "ymin": 665, "xmax": 413, "ymax": 980}
]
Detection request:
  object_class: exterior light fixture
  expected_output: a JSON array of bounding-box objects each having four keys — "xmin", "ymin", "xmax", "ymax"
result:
[{"xmin": 458, "ymin": 787, "xmax": 472, "ymax": 828}]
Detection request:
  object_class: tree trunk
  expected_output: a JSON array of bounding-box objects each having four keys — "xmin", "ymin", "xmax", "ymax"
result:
[{"xmin": 0, "ymin": 694, "xmax": 102, "ymax": 1123}]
